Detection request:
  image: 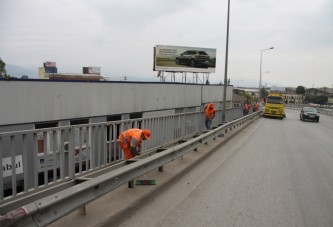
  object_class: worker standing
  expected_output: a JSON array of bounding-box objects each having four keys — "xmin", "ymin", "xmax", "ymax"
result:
[
  {"xmin": 245, "ymin": 102, "xmax": 251, "ymax": 115},
  {"xmin": 255, "ymin": 102, "xmax": 259, "ymax": 112},
  {"xmin": 204, "ymin": 103, "xmax": 216, "ymax": 130},
  {"xmin": 117, "ymin": 128, "xmax": 151, "ymax": 160}
]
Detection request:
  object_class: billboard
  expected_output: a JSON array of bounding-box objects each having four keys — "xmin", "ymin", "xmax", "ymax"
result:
[
  {"xmin": 83, "ymin": 66, "xmax": 101, "ymax": 75},
  {"xmin": 154, "ymin": 45, "xmax": 216, "ymax": 73},
  {"xmin": 44, "ymin": 61, "xmax": 56, "ymax": 67}
]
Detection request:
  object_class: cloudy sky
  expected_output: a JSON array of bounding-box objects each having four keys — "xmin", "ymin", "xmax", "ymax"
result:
[{"xmin": 1, "ymin": 0, "xmax": 332, "ymax": 88}]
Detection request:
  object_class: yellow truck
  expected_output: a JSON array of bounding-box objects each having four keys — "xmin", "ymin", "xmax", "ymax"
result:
[{"xmin": 263, "ymin": 92, "xmax": 286, "ymax": 119}]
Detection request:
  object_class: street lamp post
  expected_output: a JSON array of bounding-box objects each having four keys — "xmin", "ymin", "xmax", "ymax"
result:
[
  {"xmin": 237, "ymin": 79, "xmax": 243, "ymax": 88},
  {"xmin": 260, "ymin": 71, "xmax": 269, "ymax": 89},
  {"xmin": 259, "ymin": 47, "xmax": 274, "ymax": 101},
  {"xmin": 222, "ymin": 0, "xmax": 230, "ymax": 124}
]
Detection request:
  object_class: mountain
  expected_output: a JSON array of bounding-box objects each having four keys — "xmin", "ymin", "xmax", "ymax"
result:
[{"xmin": 6, "ymin": 65, "xmax": 38, "ymax": 79}]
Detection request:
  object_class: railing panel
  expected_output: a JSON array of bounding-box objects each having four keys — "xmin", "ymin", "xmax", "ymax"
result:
[{"xmin": 0, "ymin": 108, "xmax": 243, "ymax": 202}]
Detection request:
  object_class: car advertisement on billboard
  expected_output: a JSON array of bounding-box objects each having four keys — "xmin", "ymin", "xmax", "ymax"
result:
[
  {"xmin": 154, "ymin": 45, "xmax": 216, "ymax": 73},
  {"xmin": 44, "ymin": 61, "xmax": 57, "ymax": 67},
  {"xmin": 83, "ymin": 66, "xmax": 101, "ymax": 75}
]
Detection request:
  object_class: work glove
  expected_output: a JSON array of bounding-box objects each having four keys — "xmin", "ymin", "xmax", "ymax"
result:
[{"xmin": 130, "ymin": 147, "xmax": 140, "ymax": 156}]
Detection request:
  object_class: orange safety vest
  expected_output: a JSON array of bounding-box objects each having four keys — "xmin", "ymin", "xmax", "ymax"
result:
[
  {"xmin": 118, "ymin": 128, "xmax": 143, "ymax": 149},
  {"xmin": 246, "ymin": 103, "xmax": 250, "ymax": 111},
  {"xmin": 205, "ymin": 104, "xmax": 216, "ymax": 120}
]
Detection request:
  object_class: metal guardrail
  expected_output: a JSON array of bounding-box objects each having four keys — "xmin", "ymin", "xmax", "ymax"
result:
[{"xmin": 0, "ymin": 111, "xmax": 260, "ymax": 227}]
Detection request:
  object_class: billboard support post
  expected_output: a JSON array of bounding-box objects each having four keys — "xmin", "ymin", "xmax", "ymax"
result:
[
  {"xmin": 182, "ymin": 72, "xmax": 187, "ymax": 83},
  {"xmin": 171, "ymin": 72, "xmax": 175, "ymax": 82}
]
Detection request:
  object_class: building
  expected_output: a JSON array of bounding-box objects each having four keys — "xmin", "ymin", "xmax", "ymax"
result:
[
  {"xmin": 284, "ymin": 87, "xmax": 304, "ymax": 104},
  {"xmin": 305, "ymin": 88, "xmax": 330, "ymax": 97},
  {"xmin": 39, "ymin": 62, "xmax": 103, "ymax": 81}
]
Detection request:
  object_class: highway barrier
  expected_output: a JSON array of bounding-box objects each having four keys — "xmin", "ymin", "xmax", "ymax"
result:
[{"xmin": 0, "ymin": 111, "xmax": 259, "ymax": 226}]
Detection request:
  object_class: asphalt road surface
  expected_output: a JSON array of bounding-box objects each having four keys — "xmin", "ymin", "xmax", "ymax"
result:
[{"xmin": 117, "ymin": 109, "xmax": 333, "ymax": 227}]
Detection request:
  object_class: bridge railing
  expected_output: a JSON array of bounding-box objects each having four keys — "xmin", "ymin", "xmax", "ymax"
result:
[
  {"xmin": 0, "ymin": 111, "xmax": 259, "ymax": 227},
  {"xmin": 0, "ymin": 108, "xmax": 242, "ymax": 203}
]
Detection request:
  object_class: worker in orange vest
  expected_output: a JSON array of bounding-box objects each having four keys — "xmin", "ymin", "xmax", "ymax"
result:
[
  {"xmin": 117, "ymin": 128, "xmax": 151, "ymax": 160},
  {"xmin": 255, "ymin": 102, "xmax": 259, "ymax": 112},
  {"xmin": 204, "ymin": 103, "xmax": 216, "ymax": 130},
  {"xmin": 245, "ymin": 102, "xmax": 251, "ymax": 115}
]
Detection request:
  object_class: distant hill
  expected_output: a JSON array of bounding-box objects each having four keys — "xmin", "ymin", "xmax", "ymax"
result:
[{"xmin": 6, "ymin": 65, "xmax": 38, "ymax": 79}]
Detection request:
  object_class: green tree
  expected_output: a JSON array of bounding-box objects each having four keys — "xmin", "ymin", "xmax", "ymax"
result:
[
  {"xmin": 0, "ymin": 58, "xmax": 7, "ymax": 78},
  {"xmin": 260, "ymin": 87, "xmax": 269, "ymax": 98},
  {"xmin": 296, "ymin": 85, "xmax": 305, "ymax": 94},
  {"xmin": 304, "ymin": 95, "xmax": 328, "ymax": 105},
  {"xmin": 314, "ymin": 95, "xmax": 328, "ymax": 105}
]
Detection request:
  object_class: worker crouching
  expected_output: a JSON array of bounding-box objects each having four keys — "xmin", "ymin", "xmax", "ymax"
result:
[{"xmin": 117, "ymin": 128, "xmax": 151, "ymax": 160}]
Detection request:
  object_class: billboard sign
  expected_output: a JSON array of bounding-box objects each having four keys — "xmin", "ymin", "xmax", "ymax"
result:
[
  {"xmin": 83, "ymin": 67, "xmax": 101, "ymax": 75},
  {"xmin": 154, "ymin": 45, "xmax": 216, "ymax": 73},
  {"xmin": 44, "ymin": 61, "xmax": 57, "ymax": 67}
]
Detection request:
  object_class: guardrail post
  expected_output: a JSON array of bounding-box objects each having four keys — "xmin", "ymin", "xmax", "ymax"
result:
[
  {"xmin": 192, "ymin": 134, "xmax": 200, "ymax": 151},
  {"xmin": 126, "ymin": 160, "xmax": 137, "ymax": 188},
  {"xmin": 178, "ymin": 140, "xmax": 187, "ymax": 158},
  {"xmin": 78, "ymin": 206, "xmax": 86, "ymax": 215},
  {"xmin": 128, "ymin": 180, "xmax": 135, "ymax": 188},
  {"xmin": 157, "ymin": 148, "xmax": 167, "ymax": 171}
]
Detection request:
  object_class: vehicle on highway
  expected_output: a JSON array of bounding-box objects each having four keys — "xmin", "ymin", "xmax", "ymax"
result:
[
  {"xmin": 300, "ymin": 106, "xmax": 320, "ymax": 122},
  {"xmin": 175, "ymin": 50, "xmax": 210, "ymax": 68},
  {"xmin": 263, "ymin": 92, "xmax": 286, "ymax": 119}
]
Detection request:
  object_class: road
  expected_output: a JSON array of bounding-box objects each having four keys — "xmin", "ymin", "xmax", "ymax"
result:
[{"xmin": 115, "ymin": 109, "xmax": 333, "ymax": 227}]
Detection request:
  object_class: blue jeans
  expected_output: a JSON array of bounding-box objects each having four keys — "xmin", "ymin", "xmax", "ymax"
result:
[{"xmin": 205, "ymin": 118, "xmax": 212, "ymax": 130}]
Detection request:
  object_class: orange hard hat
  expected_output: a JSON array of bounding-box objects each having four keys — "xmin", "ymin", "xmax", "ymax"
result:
[{"xmin": 142, "ymin": 129, "xmax": 151, "ymax": 140}]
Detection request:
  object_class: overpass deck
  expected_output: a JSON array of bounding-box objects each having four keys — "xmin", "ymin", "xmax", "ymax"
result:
[{"xmin": 52, "ymin": 109, "xmax": 333, "ymax": 227}]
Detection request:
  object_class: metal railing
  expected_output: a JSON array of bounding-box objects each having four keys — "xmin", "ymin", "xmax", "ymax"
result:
[
  {"xmin": 0, "ymin": 108, "xmax": 243, "ymax": 204},
  {"xmin": 0, "ymin": 111, "xmax": 260, "ymax": 227}
]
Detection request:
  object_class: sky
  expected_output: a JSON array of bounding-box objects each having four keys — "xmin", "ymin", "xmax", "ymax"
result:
[{"xmin": 0, "ymin": 0, "xmax": 332, "ymax": 88}]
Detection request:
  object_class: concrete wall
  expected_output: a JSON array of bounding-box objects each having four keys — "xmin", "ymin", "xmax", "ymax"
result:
[{"xmin": 0, "ymin": 79, "xmax": 233, "ymax": 127}]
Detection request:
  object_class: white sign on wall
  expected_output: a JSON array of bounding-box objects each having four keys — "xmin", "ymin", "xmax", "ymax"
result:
[{"xmin": 2, "ymin": 155, "xmax": 23, "ymax": 177}]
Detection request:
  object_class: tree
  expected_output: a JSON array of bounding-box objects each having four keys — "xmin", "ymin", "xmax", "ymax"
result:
[
  {"xmin": 0, "ymin": 58, "xmax": 7, "ymax": 78},
  {"xmin": 304, "ymin": 95, "xmax": 328, "ymax": 105},
  {"xmin": 296, "ymin": 86, "xmax": 305, "ymax": 94},
  {"xmin": 260, "ymin": 87, "xmax": 269, "ymax": 99}
]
